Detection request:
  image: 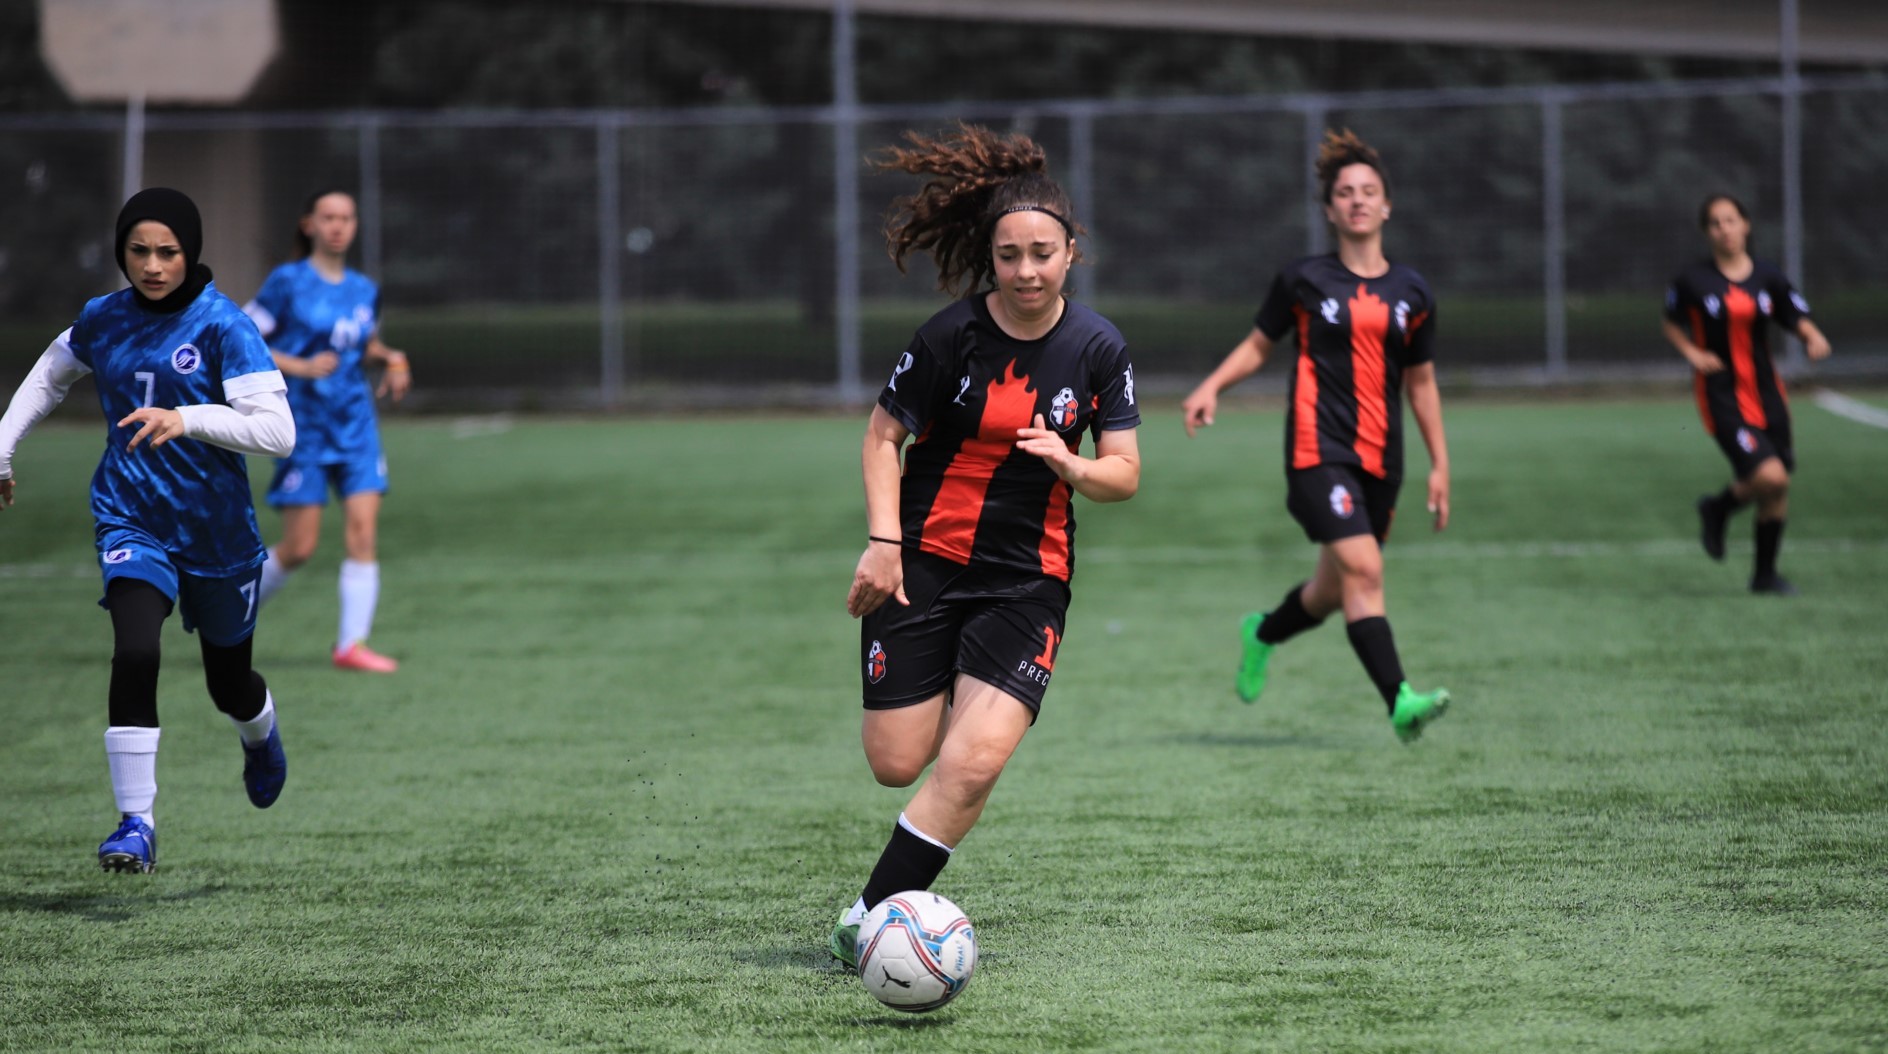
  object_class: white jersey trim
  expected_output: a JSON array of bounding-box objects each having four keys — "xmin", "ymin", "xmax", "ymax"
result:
[
  {"xmin": 223, "ymin": 369, "xmax": 287, "ymax": 401},
  {"xmin": 242, "ymin": 301, "xmax": 277, "ymax": 338}
]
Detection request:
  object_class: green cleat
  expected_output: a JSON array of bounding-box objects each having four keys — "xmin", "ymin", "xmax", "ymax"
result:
[
  {"xmin": 1235, "ymin": 613, "xmax": 1274, "ymax": 704},
  {"xmin": 829, "ymin": 912, "xmax": 861, "ymax": 970},
  {"xmin": 1390, "ymin": 683, "xmax": 1451, "ymax": 743}
]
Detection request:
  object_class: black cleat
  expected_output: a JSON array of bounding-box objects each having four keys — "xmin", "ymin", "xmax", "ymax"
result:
[
  {"xmin": 1696, "ymin": 495, "xmax": 1728, "ymax": 561},
  {"xmin": 1749, "ymin": 574, "xmax": 1798, "ymax": 596}
]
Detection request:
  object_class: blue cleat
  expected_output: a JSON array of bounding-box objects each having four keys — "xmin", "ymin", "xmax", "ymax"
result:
[
  {"xmin": 98, "ymin": 815, "xmax": 157, "ymax": 874},
  {"xmin": 242, "ymin": 725, "xmax": 287, "ymax": 809}
]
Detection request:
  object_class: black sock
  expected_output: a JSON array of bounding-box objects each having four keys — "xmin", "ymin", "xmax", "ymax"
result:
[
  {"xmin": 1346, "ymin": 616, "xmax": 1406, "ymax": 713},
  {"xmin": 1257, "ymin": 582, "xmax": 1322, "ymax": 645},
  {"xmin": 1711, "ymin": 485, "xmax": 1749, "ymax": 516},
  {"xmin": 1755, "ymin": 518, "xmax": 1786, "ymax": 579},
  {"xmin": 860, "ymin": 819, "xmax": 951, "ymax": 912}
]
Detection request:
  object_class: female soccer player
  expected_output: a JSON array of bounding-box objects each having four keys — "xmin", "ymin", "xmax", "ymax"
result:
[
  {"xmin": 830, "ymin": 124, "xmax": 1141, "ymax": 967},
  {"xmin": 1663, "ymin": 194, "xmax": 1831, "ymax": 595},
  {"xmin": 1181, "ymin": 129, "xmax": 1452, "ymax": 743},
  {"xmin": 244, "ymin": 190, "xmax": 411, "ymax": 671},
  {"xmin": 0, "ymin": 188, "xmax": 295, "ymax": 872}
]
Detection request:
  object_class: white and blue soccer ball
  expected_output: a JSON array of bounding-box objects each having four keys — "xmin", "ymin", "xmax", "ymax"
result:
[{"xmin": 857, "ymin": 891, "xmax": 978, "ymax": 1013}]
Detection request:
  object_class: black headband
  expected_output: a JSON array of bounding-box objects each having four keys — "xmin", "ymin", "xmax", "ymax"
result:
[{"xmin": 993, "ymin": 204, "xmax": 1073, "ymax": 236}]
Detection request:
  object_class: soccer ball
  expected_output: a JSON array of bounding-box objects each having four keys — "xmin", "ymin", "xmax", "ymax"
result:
[{"xmin": 857, "ymin": 891, "xmax": 978, "ymax": 1013}]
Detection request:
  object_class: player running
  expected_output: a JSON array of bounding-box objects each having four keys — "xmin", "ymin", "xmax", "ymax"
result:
[
  {"xmin": 0, "ymin": 188, "xmax": 295, "ymax": 872},
  {"xmin": 830, "ymin": 124, "xmax": 1142, "ymax": 967},
  {"xmin": 1182, "ymin": 129, "xmax": 1452, "ymax": 743},
  {"xmin": 1663, "ymin": 193, "xmax": 1831, "ymax": 595},
  {"xmin": 244, "ymin": 190, "xmax": 411, "ymax": 671}
]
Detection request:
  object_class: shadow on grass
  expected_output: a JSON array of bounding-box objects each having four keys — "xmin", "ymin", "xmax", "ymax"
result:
[
  {"xmin": 848, "ymin": 1013, "xmax": 955, "ymax": 1030},
  {"xmin": 1162, "ymin": 733, "xmax": 1344, "ymax": 750},
  {"xmin": 733, "ymin": 944, "xmax": 845, "ymax": 973},
  {"xmin": 0, "ymin": 885, "xmax": 224, "ymax": 923}
]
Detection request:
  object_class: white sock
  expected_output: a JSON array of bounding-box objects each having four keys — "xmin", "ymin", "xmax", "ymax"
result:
[
  {"xmin": 337, "ymin": 559, "xmax": 380, "ymax": 651},
  {"xmin": 898, "ymin": 812, "xmax": 956, "ymax": 853},
  {"xmin": 845, "ymin": 897, "xmax": 868, "ymax": 925},
  {"xmin": 230, "ymin": 690, "xmax": 276, "ymax": 746},
  {"xmin": 104, "ymin": 726, "xmax": 160, "ymax": 826},
  {"xmin": 257, "ymin": 546, "xmax": 294, "ymax": 606}
]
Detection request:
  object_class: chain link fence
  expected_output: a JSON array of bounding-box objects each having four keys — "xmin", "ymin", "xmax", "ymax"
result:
[{"xmin": 3, "ymin": 74, "xmax": 1884, "ymax": 407}]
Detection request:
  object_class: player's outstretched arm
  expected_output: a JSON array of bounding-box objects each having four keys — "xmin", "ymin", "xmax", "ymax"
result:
[
  {"xmin": 0, "ymin": 334, "xmax": 94, "ymax": 507},
  {"xmin": 1796, "ymin": 319, "xmax": 1832, "ymax": 361},
  {"xmin": 1405, "ymin": 362, "xmax": 1450, "ymax": 532},
  {"xmin": 1183, "ymin": 327, "xmax": 1272, "ymax": 437},
  {"xmin": 849, "ymin": 405, "xmax": 911, "ymax": 619},
  {"xmin": 141, "ymin": 389, "xmax": 296, "ymax": 458},
  {"xmin": 1661, "ymin": 318, "xmax": 1723, "ymax": 374}
]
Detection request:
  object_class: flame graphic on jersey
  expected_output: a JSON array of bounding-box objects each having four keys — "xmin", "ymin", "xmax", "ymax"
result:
[
  {"xmin": 1348, "ymin": 284, "xmax": 1392, "ymax": 477},
  {"xmin": 921, "ymin": 362, "xmax": 1037, "ymax": 566}
]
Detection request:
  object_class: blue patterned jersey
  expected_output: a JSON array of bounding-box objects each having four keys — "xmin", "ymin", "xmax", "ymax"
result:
[
  {"xmin": 244, "ymin": 260, "xmax": 382, "ymax": 464},
  {"xmin": 67, "ymin": 282, "xmax": 281, "ymax": 576}
]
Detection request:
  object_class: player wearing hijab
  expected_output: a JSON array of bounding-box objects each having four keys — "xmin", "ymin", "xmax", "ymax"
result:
[{"xmin": 0, "ymin": 188, "xmax": 296, "ymax": 872}]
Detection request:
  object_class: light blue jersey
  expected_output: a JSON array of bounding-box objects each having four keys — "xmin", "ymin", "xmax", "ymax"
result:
[
  {"xmin": 68, "ymin": 281, "xmax": 279, "ymax": 577},
  {"xmin": 245, "ymin": 260, "xmax": 383, "ymax": 467}
]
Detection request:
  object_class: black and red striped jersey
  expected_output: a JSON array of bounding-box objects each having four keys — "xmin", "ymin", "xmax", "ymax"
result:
[
  {"xmin": 1664, "ymin": 259, "xmax": 1810, "ymax": 434},
  {"xmin": 1255, "ymin": 255, "xmax": 1436, "ymax": 482},
  {"xmin": 877, "ymin": 296, "xmax": 1140, "ymax": 582}
]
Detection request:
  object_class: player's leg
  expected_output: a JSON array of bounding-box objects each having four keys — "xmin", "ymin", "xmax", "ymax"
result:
[
  {"xmin": 1327, "ymin": 478, "xmax": 1448, "ymax": 742},
  {"xmin": 1238, "ymin": 470, "xmax": 1351, "ymax": 703},
  {"xmin": 334, "ymin": 473, "xmax": 397, "ymax": 671},
  {"xmin": 1701, "ymin": 424, "xmax": 1770, "ymax": 562},
  {"xmin": 98, "ymin": 544, "xmax": 179, "ymax": 874},
  {"xmin": 258, "ymin": 461, "xmax": 327, "ymax": 606},
  {"xmin": 1745, "ymin": 453, "xmax": 1794, "ymax": 594},
  {"xmin": 181, "ymin": 564, "xmax": 286, "ymax": 807}
]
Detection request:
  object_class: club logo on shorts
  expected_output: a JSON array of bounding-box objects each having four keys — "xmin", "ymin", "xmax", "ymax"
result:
[
  {"xmin": 171, "ymin": 343, "xmax": 201, "ymax": 375},
  {"xmin": 1737, "ymin": 427, "xmax": 1758, "ymax": 454},
  {"xmin": 1757, "ymin": 291, "xmax": 1774, "ymax": 316},
  {"xmin": 1320, "ymin": 298, "xmax": 1341, "ymax": 324},
  {"xmin": 103, "ymin": 548, "xmax": 136, "ymax": 565},
  {"xmin": 866, "ymin": 640, "xmax": 887, "ymax": 684},
  {"xmin": 1049, "ymin": 387, "xmax": 1079, "ymax": 431},
  {"xmin": 280, "ymin": 469, "xmax": 303, "ymax": 493},
  {"xmin": 1329, "ymin": 484, "xmax": 1356, "ymax": 519}
]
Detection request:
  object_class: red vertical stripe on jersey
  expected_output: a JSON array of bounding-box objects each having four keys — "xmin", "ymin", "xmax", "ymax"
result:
[
  {"xmin": 1291, "ymin": 305, "xmax": 1320, "ymax": 469},
  {"xmin": 1037, "ymin": 478, "xmax": 1072, "ymax": 580},
  {"xmin": 1348, "ymin": 283, "xmax": 1391, "ymax": 478},
  {"xmin": 920, "ymin": 362, "xmax": 1037, "ymax": 565},
  {"xmin": 1688, "ymin": 307, "xmax": 1715, "ymax": 431},
  {"xmin": 1724, "ymin": 285, "xmax": 1766, "ymax": 428}
]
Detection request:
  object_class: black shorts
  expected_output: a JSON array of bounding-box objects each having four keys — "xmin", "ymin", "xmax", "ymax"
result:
[
  {"xmin": 1713, "ymin": 420, "xmax": 1795, "ymax": 480},
  {"xmin": 860, "ymin": 549, "xmax": 1070, "ymax": 718},
  {"xmin": 1285, "ymin": 463, "xmax": 1399, "ymax": 545}
]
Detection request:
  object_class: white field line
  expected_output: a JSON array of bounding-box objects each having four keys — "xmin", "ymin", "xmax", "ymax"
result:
[
  {"xmin": 450, "ymin": 414, "xmax": 516, "ymax": 439},
  {"xmin": 1813, "ymin": 388, "xmax": 1888, "ymax": 430}
]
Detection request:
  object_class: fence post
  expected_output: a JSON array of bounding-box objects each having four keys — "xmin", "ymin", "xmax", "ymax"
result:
[
  {"xmin": 357, "ymin": 116, "xmax": 382, "ymax": 283},
  {"xmin": 1301, "ymin": 101, "xmax": 1329, "ymax": 255},
  {"xmin": 597, "ymin": 118, "xmax": 624, "ymax": 409},
  {"xmin": 1780, "ymin": 0, "xmax": 1806, "ymax": 370},
  {"xmin": 1541, "ymin": 93, "xmax": 1568, "ymax": 379},
  {"xmin": 121, "ymin": 91, "xmax": 145, "ymax": 202},
  {"xmin": 832, "ymin": 0, "xmax": 864, "ymax": 404},
  {"xmin": 1067, "ymin": 106, "xmax": 1097, "ymax": 299}
]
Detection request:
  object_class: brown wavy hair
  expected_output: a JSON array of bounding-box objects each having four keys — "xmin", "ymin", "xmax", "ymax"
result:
[
  {"xmin": 1316, "ymin": 128, "xmax": 1391, "ymax": 204},
  {"xmin": 294, "ymin": 188, "xmax": 355, "ymax": 260},
  {"xmin": 873, "ymin": 123, "xmax": 1082, "ymax": 297}
]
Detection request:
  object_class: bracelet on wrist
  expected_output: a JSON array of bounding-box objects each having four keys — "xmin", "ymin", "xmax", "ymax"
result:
[{"xmin": 868, "ymin": 535, "xmax": 902, "ymax": 546}]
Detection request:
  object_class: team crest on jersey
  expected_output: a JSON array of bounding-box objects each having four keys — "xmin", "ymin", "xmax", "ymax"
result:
[
  {"xmin": 171, "ymin": 344, "xmax": 201, "ymax": 375},
  {"xmin": 1757, "ymin": 291, "xmax": 1774, "ymax": 316},
  {"xmin": 865, "ymin": 640, "xmax": 888, "ymax": 684},
  {"xmin": 1320, "ymin": 298, "xmax": 1341, "ymax": 324},
  {"xmin": 1736, "ymin": 427, "xmax": 1758, "ymax": 454},
  {"xmin": 1703, "ymin": 294, "xmax": 1722, "ymax": 318},
  {"xmin": 1329, "ymin": 485, "xmax": 1355, "ymax": 519},
  {"xmin": 1049, "ymin": 387, "xmax": 1079, "ymax": 431},
  {"xmin": 103, "ymin": 548, "xmax": 136, "ymax": 565}
]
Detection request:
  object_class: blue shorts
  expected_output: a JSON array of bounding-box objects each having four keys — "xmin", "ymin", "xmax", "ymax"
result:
[
  {"xmin": 97, "ymin": 526, "xmax": 263, "ymax": 647},
  {"xmin": 267, "ymin": 455, "xmax": 389, "ymax": 507}
]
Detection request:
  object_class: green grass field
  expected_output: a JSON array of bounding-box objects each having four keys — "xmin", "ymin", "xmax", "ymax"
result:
[{"xmin": 3, "ymin": 395, "xmax": 1887, "ymax": 1053}]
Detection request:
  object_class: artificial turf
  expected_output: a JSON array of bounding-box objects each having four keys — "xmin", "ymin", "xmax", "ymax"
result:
[{"xmin": 2, "ymin": 395, "xmax": 1885, "ymax": 1052}]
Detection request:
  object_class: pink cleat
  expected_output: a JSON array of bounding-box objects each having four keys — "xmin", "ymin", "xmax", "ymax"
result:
[{"xmin": 333, "ymin": 641, "xmax": 399, "ymax": 673}]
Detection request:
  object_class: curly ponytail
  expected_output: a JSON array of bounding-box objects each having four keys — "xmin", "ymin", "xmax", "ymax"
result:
[
  {"xmin": 1316, "ymin": 128, "xmax": 1390, "ymax": 204},
  {"xmin": 873, "ymin": 122, "xmax": 1082, "ymax": 297}
]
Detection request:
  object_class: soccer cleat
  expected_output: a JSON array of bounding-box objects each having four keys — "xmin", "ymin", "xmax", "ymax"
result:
[
  {"xmin": 333, "ymin": 641, "xmax": 399, "ymax": 673},
  {"xmin": 1235, "ymin": 613, "xmax": 1274, "ymax": 704},
  {"xmin": 242, "ymin": 725, "xmax": 287, "ymax": 809},
  {"xmin": 830, "ymin": 911, "xmax": 862, "ymax": 971},
  {"xmin": 98, "ymin": 815, "xmax": 156, "ymax": 874},
  {"xmin": 1749, "ymin": 574, "xmax": 1799, "ymax": 596},
  {"xmin": 1390, "ymin": 683, "xmax": 1451, "ymax": 744},
  {"xmin": 1696, "ymin": 494, "xmax": 1729, "ymax": 561}
]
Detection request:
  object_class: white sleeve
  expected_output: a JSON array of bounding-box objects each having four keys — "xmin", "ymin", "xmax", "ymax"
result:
[
  {"xmin": 176, "ymin": 387, "xmax": 296, "ymax": 459},
  {"xmin": 0, "ymin": 330, "xmax": 92, "ymax": 481},
  {"xmin": 242, "ymin": 300, "xmax": 278, "ymax": 340}
]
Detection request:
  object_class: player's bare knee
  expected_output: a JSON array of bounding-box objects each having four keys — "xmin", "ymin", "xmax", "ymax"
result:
[
  {"xmin": 276, "ymin": 540, "xmax": 317, "ymax": 568},
  {"xmin": 868, "ymin": 755, "xmax": 925, "ymax": 788}
]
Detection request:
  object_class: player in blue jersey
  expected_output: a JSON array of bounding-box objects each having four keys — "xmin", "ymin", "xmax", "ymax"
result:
[
  {"xmin": 0, "ymin": 188, "xmax": 296, "ymax": 873},
  {"xmin": 243, "ymin": 190, "xmax": 411, "ymax": 673}
]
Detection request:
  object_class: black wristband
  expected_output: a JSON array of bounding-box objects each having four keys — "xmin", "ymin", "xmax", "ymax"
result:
[{"xmin": 868, "ymin": 535, "xmax": 902, "ymax": 546}]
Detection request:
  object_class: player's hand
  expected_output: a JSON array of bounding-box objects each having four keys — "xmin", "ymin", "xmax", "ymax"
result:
[
  {"xmin": 377, "ymin": 350, "xmax": 411, "ymax": 402},
  {"xmin": 1181, "ymin": 386, "xmax": 1217, "ymax": 438},
  {"xmin": 1805, "ymin": 333, "xmax": 1832, "ymax": 361},
  {"xmin": 305, "ymin": 351, "xmax": 340, "ymax": 379},
  {"xmin": 1426, "ymin": 468, "xmax": 1451, "ymax": 532},
  {"xmin": 848, "ymin": 542, "xmax": 907, "ymax": 619},
  {"xmin": 0, "ymin": 477, "xmax": 14, "ymax": 510},
  {"xmin": 1015, "ymin": 414, "xmax": 1079, "ymax": 481},
  {"xmin": 119, "ymin": 408, "xmax": 187, "ymax": 451},
  {"xmin": 1686, "ymin": 349, "xmax": 1725, "ymax": 375}
]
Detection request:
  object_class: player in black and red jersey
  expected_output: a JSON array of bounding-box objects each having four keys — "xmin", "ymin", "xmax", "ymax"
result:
[
  {"xmin": 829, "ymin": 124, "xmax": 1141, "ymax": 967},
  {"xmin": 1182, "ymin": 129, "xmax": 1451, "ymax": 743},
  {"xmin": 1663, "ymin": 193, "xmax": 1831, "ymax": 595}
]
